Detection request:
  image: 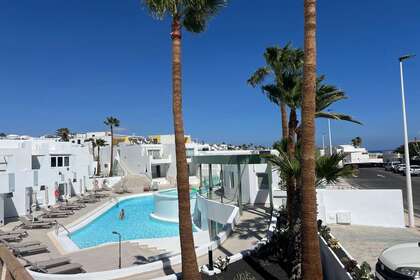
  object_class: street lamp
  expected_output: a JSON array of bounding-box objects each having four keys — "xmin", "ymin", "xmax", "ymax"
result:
[
  {"xmin": 399, "ymin": 54, "xmax": 416, "ymax": 228},
  {"xmin": 327, "ymin": 115, "xmax": 333, "ymax": 155},
  {"xmin": 112, "ymin": 231, "xmax": 122, "ymax": 269}
]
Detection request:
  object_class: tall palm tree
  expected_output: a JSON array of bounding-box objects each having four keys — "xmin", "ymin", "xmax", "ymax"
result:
[
  {"xmin": 56, "ymin": 128, "xmax": 71, "ymax": 142},
  {"xmin": 95, "ymin": 139, "xmax": 107, "ymax": 176},
  {"xmin": 248, "ymin": 44, "xmax": 303, "ymax": 139},
  {"xmin": 351, "ymin": 136, "xmax": 362, "ymax": 148},
  {"xmin": 301, "ymin": 0, "xmax": 323, "ymax": 278},
  {"xmin": 104, "ymin": 117, "xmax": 120, "ymax": 177},
  {"xmin": 142, "ymin": 1, "xmax": 227, "ymax": 278}
]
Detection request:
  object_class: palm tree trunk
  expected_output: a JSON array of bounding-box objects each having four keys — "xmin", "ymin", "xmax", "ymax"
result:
[
  {"xmin": 97, "ymin": 146, "xmax": 101, "ymax": 176},
  {"xmin": 109, "ymin": 127, "xmax": 114, "ymax": 177},
  {"xmin": 280, "ymin": 102, "xmax": 289, "ymax": 139},
  {"xmin": 171, "ymin": 16, "xmax": 201, "ymax": 280},
  {"xmin": 301, "ymin": 0, "xmax": 323, "ymax": 278}
]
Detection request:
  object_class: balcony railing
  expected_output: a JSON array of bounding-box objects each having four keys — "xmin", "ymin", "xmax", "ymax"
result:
[{"xmin": 0, "ymin": 246, "xmax": 33, "ymax": 279}]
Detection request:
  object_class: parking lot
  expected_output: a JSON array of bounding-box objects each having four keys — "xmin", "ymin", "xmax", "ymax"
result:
[{"xmin": 347, "ymin": 167, "xmax": 420, "ymax": 214}]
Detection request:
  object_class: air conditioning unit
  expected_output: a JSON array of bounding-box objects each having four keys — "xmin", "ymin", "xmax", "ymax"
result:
[{"xmin": 336, "ymin": 211, "xmax": 351, "ymax": 224}]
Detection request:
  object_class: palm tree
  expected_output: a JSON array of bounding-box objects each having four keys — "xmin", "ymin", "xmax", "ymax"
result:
[
  {"xmin": 248, "ymin": 44, "xmax": 303, "ymax": 139},
  {"xmin": 142, "ymin": 1, "xmax": 227, "ymax": 278},
  {"xmin": 314, "ymin": 76, "xmax": 361, "ymax": 124},
  {"xmin": 95, "ymin": 139, "xmax": 107, "ymax": 176},
  {"xmin": 104, "ymin": 117, "xmax": 120, "ymax": 177},
  {"xmin": 351, "ymin": 136, "xmax": 362, "ymax": 148},
  {"xmin": 301, "ymin": 0, "xmax": 323, "ymax": 278},
  {"xmin": 56, "ymin": 128, "xmax": 71, "ymax": 142}
]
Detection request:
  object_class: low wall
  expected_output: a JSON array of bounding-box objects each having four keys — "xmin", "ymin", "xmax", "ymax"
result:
[
  {"xmin": 195, "ymin": 195, "xmax": 239, "ymax": 231},
  {"xmin": 151, "ymin": 190, "xmax": 196, "ymax": 223},
  {"xmin": 320, "ymin": 236, "xmax": 352, "ymax": 280},
  {"xmin": 317, "ymin": 189, "xmax": 405, "ymax": 228}
]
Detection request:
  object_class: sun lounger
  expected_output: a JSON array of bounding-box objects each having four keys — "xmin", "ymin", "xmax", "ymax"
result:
[
  {"xmin": 19, "ymin": 217, "xmax": 52, "ymax": 229},
  {"xmin": 29, "ymin": 257, "xmax": 70, "ymax": 271},
  {"xmin": 0, "ymin": 229, "xmax": 27, "ymax": 237},
  {"xmin": 2, "ymin": 240, "xmax": 41, "ymax": 249},
  {"xmin": 40, "ymin": 209, "xmax": 69, "ymax": 218},
  {"xmin": 25, "ymin": 214, "xmax": 56, "ymax": 224},
  {"xmin": 13, "ymin": 244, "xmax": 48, "ymax": 256},
  {"xmin": 60, "ymin": 202, "xmax": 85, "ymax": 209},
  {"xmin": 43, "ymin": 263, "xmax": 83, "ymax": 274},
  {"xmin": 58, "ymin": 204, "xmax": 81, "ymax": 211},
  {"xmin": 76, "ymin": 195, "xmax": 98, "ymax": 203},
  {"xmin": 48, "ymin": 208, "xmax": 74, "ymax": 215},
  {"xmin": 0, "ymin": 234, "xmax": 22, "ymax": 242}
]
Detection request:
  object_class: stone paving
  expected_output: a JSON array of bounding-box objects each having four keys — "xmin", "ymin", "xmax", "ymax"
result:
[{"xmin": 330, "ymin": 222, "xmax": 420, "ymax": 270}]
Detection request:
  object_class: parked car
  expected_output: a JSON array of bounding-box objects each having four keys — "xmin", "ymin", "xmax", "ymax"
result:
[
  {"xmin": 385, "ymin": 161, "xmax": 401, "ymax": 171},
  {"xmin": 404, "ymin": 165, "xmax": 420, "ymax": 176},
  {"xmin": 394, "ymin": 164, "xmax": 406, "ymax": 174},
  {"xmin": 376, "ymin": 242, "xmax": 420, "ymax": 279}
]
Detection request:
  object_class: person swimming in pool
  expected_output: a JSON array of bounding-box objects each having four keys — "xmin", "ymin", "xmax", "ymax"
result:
[{"xmin": 119, "ymin": 208, "xmax": 125, "ymax": 220}]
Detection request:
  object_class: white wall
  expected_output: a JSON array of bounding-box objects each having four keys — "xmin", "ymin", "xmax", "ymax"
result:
[
  {"xmin": 317, "ymin": 189, "xmax": 405, "ymax": 228},
  {"xmin": 222, "ymin": 163, "xmax": 278, "ymax": 205},
  {"xmin": 0, "ymin": 139, "xmax": 95, "ymax": 219}
]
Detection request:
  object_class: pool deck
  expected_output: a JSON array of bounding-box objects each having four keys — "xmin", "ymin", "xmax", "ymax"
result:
[{"xmin": 2, "ymin": 188, "xmax": 271, "ymax": 279}]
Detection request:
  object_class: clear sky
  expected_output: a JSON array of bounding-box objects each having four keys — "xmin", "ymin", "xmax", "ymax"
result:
[{"xmin": 1, "ymin": 1, "xmax": 419, "ymax": 150}]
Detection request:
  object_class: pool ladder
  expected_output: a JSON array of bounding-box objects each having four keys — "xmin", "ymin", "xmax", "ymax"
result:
[{"xmin": 55, "ymin": 222, "xmax": 71, "ymax": 236}]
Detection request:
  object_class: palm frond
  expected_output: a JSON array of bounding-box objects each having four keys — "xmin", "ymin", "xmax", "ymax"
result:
[
  {"xmin": 182, "ymin": 0, "xmax": 227, "ymax": 33},
  {"xmin": 247, "ymin": 66, "xmax": 271, "ymax": 87},
  {"xmin": 261, "ymin": 84, "xmax": 281, "ymax": 105},
  {"xmin": 266, "ymin": 150, "xmax": 300, "ymax": 182},
  {"xmin": 142, "ymin": 0, "xmax": 178, "ymax": 19},
  {"xmin": 316, "ymin": 153, "xmax": 354, "ymax": 187},
  {"xmin": 315, "ymin": 111, "xmax": 362, "ymax": 125}
]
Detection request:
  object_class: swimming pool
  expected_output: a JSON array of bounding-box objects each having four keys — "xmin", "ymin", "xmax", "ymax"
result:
[{"xmin": 70, "ymin": 194, "xmax": 196, "ymax": 249}]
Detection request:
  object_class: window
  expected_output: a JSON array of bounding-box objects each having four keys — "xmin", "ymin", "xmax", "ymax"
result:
[
  {"xmin": 51, "ymin": 157, "xmax": 57, "ymax": 167},
  {"xmin": 257, "ymin": 173, "xmax": 269, "ymax": 189},
  {"xmin": 186, "ymin": 149, "xmax": 194, "ymax": 158},
  {"xmin": 148, "ymin": 149, "xmax": 161, "ymax": 159},
  {"xmin": 57, "ymin": 157, "xmax": 63, "ymax": 167},
  {"xmin": 64, "ymin": 156, "xmax": 70, "ymax": 167}
]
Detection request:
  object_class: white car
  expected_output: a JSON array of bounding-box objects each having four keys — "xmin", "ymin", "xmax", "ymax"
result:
[
  {"xmin": 404, "ymin": 165, "xmax": 420, "ymax": 176},
  {"xmin": 385, "ymin": 161, "xmax": 401, "ymax": 171},
  {"xmin": 376, "ymin": 243, "xmax": 420, "ymax": 279},
  {"xmin": 395, "ymin": 164, "xmax": 406, "ymax": 173}
]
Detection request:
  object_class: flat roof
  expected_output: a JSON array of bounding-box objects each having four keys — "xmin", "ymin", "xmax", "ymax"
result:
[{"xmin": 192, "ymin": 151, "xmax": 273, "ymax": 165}]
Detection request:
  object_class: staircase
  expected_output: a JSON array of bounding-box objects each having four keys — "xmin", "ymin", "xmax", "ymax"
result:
[{"xmin": 112, "ymin": 174, "xmax": 151, "ymax": 193}]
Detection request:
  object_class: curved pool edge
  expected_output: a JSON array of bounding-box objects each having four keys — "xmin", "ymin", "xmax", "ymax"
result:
[
  {"xmin": 37, "ymin": 195, "xmax": 240, "ymax": 280},
  {"xmin": 51, "ymin": 189, "xmax": 200, "ymax": 254}
]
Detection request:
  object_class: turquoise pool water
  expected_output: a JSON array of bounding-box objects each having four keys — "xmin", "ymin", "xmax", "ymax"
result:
[{"xmin": 70, "ymin": 195, "xmax": 195, "ymax": 249}]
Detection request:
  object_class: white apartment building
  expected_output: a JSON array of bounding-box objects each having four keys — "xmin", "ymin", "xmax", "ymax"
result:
[{"xmin": 0, "ymin": 139, "xmax": 94, "ymax": 224}]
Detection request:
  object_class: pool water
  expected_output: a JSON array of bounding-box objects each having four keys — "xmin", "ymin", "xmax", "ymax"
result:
[{"xmin": 70, "ymin": 195, "xmax": 196, "ymax": 249}]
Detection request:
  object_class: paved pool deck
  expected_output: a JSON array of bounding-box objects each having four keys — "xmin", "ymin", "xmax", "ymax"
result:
[{"xmin": 2, "ymin": 188, "xmax": 271, "ymax": 279}]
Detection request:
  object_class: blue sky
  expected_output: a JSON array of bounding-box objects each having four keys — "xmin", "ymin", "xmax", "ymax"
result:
[{"xmin": 1, "ymin": 1, "xmax": 419, "ymax": 150}]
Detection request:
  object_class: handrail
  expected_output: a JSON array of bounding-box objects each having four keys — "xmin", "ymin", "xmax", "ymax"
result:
[
  {"xmin": 55, "ymin": 221, "xmax": 71, "ymax": 236},
  {"xmin": 0, "ymin": 245, "xmax": 33, "ymax": 279}
]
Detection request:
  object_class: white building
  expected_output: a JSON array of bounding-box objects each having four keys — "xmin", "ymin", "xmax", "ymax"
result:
[
  {"xmin": 335, "ymin": 145, "xmax": 383, "ymax": 166},
  {"xmin": 0, "ymin": 139, "xmax": 94, "ymax": 224}
]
